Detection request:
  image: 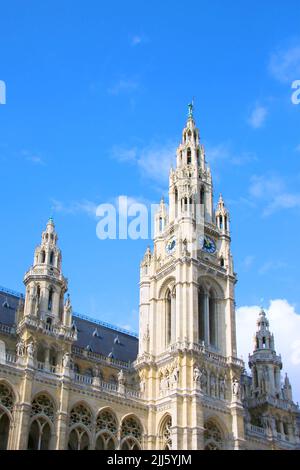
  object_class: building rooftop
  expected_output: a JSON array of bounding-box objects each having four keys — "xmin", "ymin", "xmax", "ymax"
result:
[{"xmin": 0, "ymin": 285, "xmax": 138, "ymax": 364}]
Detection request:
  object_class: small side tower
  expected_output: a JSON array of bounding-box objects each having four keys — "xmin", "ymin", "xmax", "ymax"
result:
[
  {"xmin": 245, "ymin": 308, "xmax": 299, "ymax": 445},
  {"xmin": 16, "ymin": 218, "xmax": 76, "ymax": 371},
  {"xmin": 248, "ymin": 308, "xmax": 282, "ymax": 399}
]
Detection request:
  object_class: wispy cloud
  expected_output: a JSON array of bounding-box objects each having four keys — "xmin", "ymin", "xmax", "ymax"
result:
[
  {"xmin": 258, "ymin": 260, "xmax": 287, "ymax": 275},
  {"xmin": 112, "ymin": 142, "xmax": 177, "ymax": 184},
  {"xmin": 21, "ymin": 150, "xmax": 46, "ymax": 166},
  {"xmin": 269, "ymin": 44, "xmax": 300, "ymax": 83},
  {"xmin": 51, "ymin": 199, "xmax": 98, "ymax": 218},
  {"xmin": 108, "ymin": 78, "xmax": 139, "ymax": 95},
  {"xmin": 248, "ymin": 174, "xmax": 300, "ymax": 216},
  {"xmin": 243, "ymin": 255, "xmax": 255, "ymax": 270},
  {"xmin": 248, "ymin": 104, "xmax": 268, "ymax": 129},
  {"xmin": 205, "ymin": 142, "xmax": 257, "ymax": 166}
]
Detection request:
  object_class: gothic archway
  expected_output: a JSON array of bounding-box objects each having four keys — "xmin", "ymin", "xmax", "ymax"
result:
[
  {"xmin": 120, "ymin": 415, "xmax": 142, "ymax": 450},
  {"xmin": 28, "ymin": 394, "xmax": 55, "ymax": 450},
  {"xmin": 68, "ymin": 403, "xmax": 92, "ymax": 450},
  {"xmin": 204, "ymin": 420, "xmax": 224, "ymax": 450},
  {"xmin": 160, "ymin": 415, "xmax": 172, "ymax": 450},
  {"xmin": 95, "ymin": 409, "xmax": 118, "ymax": 450},
  {"xmin": 0, "ymin": 382, "xmax": 15, "ymax": 450}
]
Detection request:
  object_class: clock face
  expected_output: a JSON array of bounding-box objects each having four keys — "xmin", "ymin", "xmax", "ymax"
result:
[
  {"xmin": 199, "ymin": 235, "xmax": 216, "ymax": 254},
  {"xmin": 166, "ymin": 237, "xmax": 176, "ymax": 255}
]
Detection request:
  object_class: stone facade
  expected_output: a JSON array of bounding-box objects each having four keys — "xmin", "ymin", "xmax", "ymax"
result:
[{"xmin": 0, "ymin": 106, "xmax": 299, "ymax": 450}]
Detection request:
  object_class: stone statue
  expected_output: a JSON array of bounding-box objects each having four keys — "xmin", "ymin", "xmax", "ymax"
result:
[
  {"xmin": 118, "ymin": 369, "xmax": 125, "ymax": 385},
  {"xmin": 16, "ymin": 339, "xmax": 25, "ymax": 357},
  {"xmin": 219, "ymin": 377, "xmax": 226, "ymax": 399},
  {"xmin": 193, "ymin": 365, "xmax": 201, "ymax": 383},
  {"xmin": 27, "ymin": 341, "xmax": 35, "ymax": 358},
  {"xmin": 232, "ymin": 378, "xmax": 240, "ymax": 398},
  {"xmin": 173, "ymin": 365, "xmax": 180, "ymax": 383},
  {"xmin": 63, "ymin": 352, "xmax": 70, "ymax": 368}
]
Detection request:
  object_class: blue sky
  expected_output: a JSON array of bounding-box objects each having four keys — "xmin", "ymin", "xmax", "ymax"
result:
[{"xmin": 1, "ymin": 1, "xmax": 300, "ymax": 381}]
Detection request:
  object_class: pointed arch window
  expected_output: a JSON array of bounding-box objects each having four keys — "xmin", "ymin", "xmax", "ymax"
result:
[
  {"xmin": 0, "ymin": 383, "xmax": 14, "ymax": 450},
  {"xmin": 48, "ymin": 288, "xmax": 53, "ymax": 311},
  {"xmin": 161, "ymin": 415, "xmax": 172, "ymax": 450},
  {"xmin": 28, "ymin": 395, "xmax": 55, "ymax": 450},
  {"xmin": 198, "ymin": 287, "xmax": 205, "ymax": 342},
  {"xmin": 200, "ymin": 187, "xmax": 205, "ymax": 205},
  {"xmin": 40, "ymin": 251, "xmax": 46, "ymax": 264},
  {"xmin": 209, "ymin": 289, "xmax": 217, "ymax": 348},
  {"xmin": 187, "ymin": 148, "xmax": 192, "ymax": 164},
  {"xmin": 166, "ymin": 289, "xmax": 172, "ymax": 346},
  {"xmin": 49, "ymin": 251, "xmax": 54, "ymax": 265}
]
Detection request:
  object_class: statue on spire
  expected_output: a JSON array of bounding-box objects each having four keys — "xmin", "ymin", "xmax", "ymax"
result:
[{"xmin": 188, "ymin": 100, "xmax": 194, "ymax": 118}]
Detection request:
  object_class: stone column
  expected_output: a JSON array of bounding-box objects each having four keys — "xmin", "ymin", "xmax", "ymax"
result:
[
  {"xmin": 12, "ymin": 369, "xmax": 34, "ymax": 449},
  {"xmin": 55, "ymin": 376, "xmax": 71, "ymax": 450}
]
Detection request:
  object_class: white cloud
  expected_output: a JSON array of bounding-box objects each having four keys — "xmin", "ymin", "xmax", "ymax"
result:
[
  {"xmin": 203, "ymin": 142, "xmax": 257, "ymax": 166},
  {"xmin": 248, "ymin": 105, "xmax": 268, "ymax": 129},
  {"xmin": 236, "ymin": 299, "xmax": 300, "ymax": 403},
  {"xmin": 21, "ymin": 149, "xmax": 45, "ymax": 165},
  {"xmin": 51, "ymin": 199, "xmax": 98, "ymax": 218},
  {"xmin": 248, "ymin": 174, "xmax": 300, "ymax": 216},
  {"xmin": 243, "ymin": 255, "xmax": 255, "ymax": 270},
  {"xmin": 131, "ymin": 35, "xmax": 142, "ymax": 46},
  {"xmin": 269, "ymin": 45, "xmax": 300, "ymax": 83},
  {"xmin": 258, "ymin": 260, "xmax": 287, "ymax": 275},
  {"xmin": 112, "ymin": 142, "xmax": 177, "ymax": 184},
  {"xmin": 108, "ymin": 79, "xmax": 139, "ymax": 95}
]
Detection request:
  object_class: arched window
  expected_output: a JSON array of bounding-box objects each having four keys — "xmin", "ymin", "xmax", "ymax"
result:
[
  {"xmin": 48, "ymin": 288, "xmax": 53, "ymax": 311},
  {"xmin": 200, "ymin": 187, "xmax": 205, "ymax": 205},
  {"xmin": 0, "ymin": 412, "xmax": 10, "ymax": 450},
  {"xmin": 166, "ymin": 289, "xmax": 172, "ymax": 346},
  {"xmin": 28, "ymin": 395, "xmax": 55, "ymax": 450},
  {"xmin": 198, "ymin": 287, "xmax": 205, "ymax": 342},
  {"xmin": 187, "ymin": 148, "xmax": 192, "ymax": 164},
  {"xmin": 68, "ymin": 428, "xmax": 89, "ymax": 450},
  {"xmin": 0, "ymin": 383, "xmax": 14, "ymax": 450},
  {"xmin": 204, "ymin": 421, "xmax": 223, "ymax": 450},
  {"xmin": 40, "ymin": 251, "xmax": 46, "ymax": 264},
  {"xmin": 220, "ymin": 257, "xmax": 225, "ymax": 268},
  {"xmin": 224, "ymin": 216, "xmax": 228, "ymax": 231},
  {"xmin": 161, "ymin": 415, "xmax": 172, "ymax": 450},
  {"xmin": 68, "ymin": 403, "xmax": 92, "ymax": 450},
  {"xmin": 175, "ymin": 189, "xmax": 178, "ymax": 218},
  {"xmin": 95, "ymin": 410, "xmax": 117, "ymax": 450},
  {"xmin": 209, "ymin": 290, "xmax": 217, "ymax": 348},
  {"xmin": 120, "ymin": 416, "xmax": 142, "ymax": 450},
  {"xmin": 49, "ymin": 251, "xmax": 54, "ymax": 265}
]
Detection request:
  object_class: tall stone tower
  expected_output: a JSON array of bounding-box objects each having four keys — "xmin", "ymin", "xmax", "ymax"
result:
[{"xmin": 136, "ymin": 105, "xmax": 245, "ymax": 450}]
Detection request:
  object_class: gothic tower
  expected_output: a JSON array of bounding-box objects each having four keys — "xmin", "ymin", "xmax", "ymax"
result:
[
  {"xmin": 137, "ymin": 105, "xmax": 245, "ymax": 450},
  {"xmin": 13, "ymin": 218, "xmax": 76, "ymax": 449},
  {"xmin": 245, "ymin": 308, "xmax": 298, "ymax": 445}
]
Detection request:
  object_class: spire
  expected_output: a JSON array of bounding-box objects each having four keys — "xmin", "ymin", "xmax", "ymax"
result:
[
  {"xmin": 216, "ymin": 194, "xmax": 230, "ymax": 235},
  {"xmin": 188, "ymin": 100, "xmax": 194, "ymax": 120}
]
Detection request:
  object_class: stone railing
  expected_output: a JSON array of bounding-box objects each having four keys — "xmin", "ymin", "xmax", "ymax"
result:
[
  {"xmin": 0, "ymin": 323, "xmax": 15, "ymax": 335},
  {"xmin": 74, "ymin": 373, "xmax": 93, "ymax": 385},
  {"xmin": 5, "ymin": 353, "xmax": 17, "ymax": 364},
  {"xmin": 246, "ymin": 395, "xmax": 299, "ymax": 412},
  {"xmin": 247, "ymin": 423, "xmax": 266, "ymax": 436},
  {"xmin": 17, "ymin": 316, "xmax": 77, "ymax": 342},
  {"xmin": 72, "ymin": 346, "xmax": 132, "ymax": 370}
]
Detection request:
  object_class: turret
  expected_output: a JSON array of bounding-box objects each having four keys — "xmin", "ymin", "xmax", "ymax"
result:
[{"xmin": 248, "ymin": 308, "xmax": 282, "ymax": 398}]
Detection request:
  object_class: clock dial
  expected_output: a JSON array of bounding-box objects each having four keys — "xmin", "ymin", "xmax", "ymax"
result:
[
  {"xmin": 166, "ymin": 237, "xmax": 176, "ymax": 255},
  {"xmin": 199, "ymin": 235, "xmax": 216, "ymax": 254}
]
